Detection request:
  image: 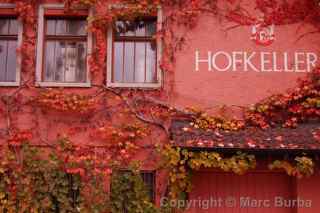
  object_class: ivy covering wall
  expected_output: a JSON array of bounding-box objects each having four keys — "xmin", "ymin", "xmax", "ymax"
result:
[{"xmin": 0, "ymin": 0, "xmax": 319, "ymax": 212}]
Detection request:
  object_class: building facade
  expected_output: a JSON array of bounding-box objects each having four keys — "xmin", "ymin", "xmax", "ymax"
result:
[{"xmin": 0, "ymin": 0, "xmax": 319, "ymax": 212}]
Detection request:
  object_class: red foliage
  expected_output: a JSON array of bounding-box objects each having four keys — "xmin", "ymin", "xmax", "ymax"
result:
[
  {"xmin": 245, "ymin": 70, "xmax": 320, "ymax": 128},
  {"xmin": 8, "ymin": 130, "xmax": 33, "ymax": 146}
]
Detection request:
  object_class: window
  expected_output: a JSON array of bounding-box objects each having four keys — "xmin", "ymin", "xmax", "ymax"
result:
[
  {"xmin": 36, "ymin": 4, "xmax": 92, "ymax": 87},
  {"xmin": 107, "ymin": 9, "xmax": 162, "ymax": 88},
  {"xmin": 0, "ymin": 4, "xmax": 22, "ymax": 86},
  {"xmin": 141, "ymin": 171, "xmax": 156, "ymax": 202},
  {"xmin": 110, "ymin": 170, "xmax": 156, "ymax": 212}
]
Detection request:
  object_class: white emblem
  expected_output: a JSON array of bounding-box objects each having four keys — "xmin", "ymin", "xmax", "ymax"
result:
[{"xmin": 251, "ymin": 18, "xmax": 275, "ymax": 46}]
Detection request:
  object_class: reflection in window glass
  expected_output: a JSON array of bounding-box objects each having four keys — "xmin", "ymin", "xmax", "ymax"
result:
[
  {"xmin": 0, "ymin": 18, "xmax": 18, "ymax": 82},
  {"xmin": 145, "ymin": 21, "xmax": 156, "ymax": 36},
  {"xmin": 9, "ymin": 19, "xmax": 18, "ymax": 35},
  {"xmin": 55, "ymin": 41, "xmax": 64, "ymax": 82},
  {"xmin": 135, "ymin": 42, "xmax": 146, "ymax": 83},
  {"xmin": 7, "ymin": 41, "xmax": 17, "ymax": 81},
  {"xmin": 123, "ymin": 42, "xmax": 134, "ymax": 83},
  {"xmin": 43, "ymin": 18, "xmax": 87, "ymax": 83},
  {"xmin": 0, "ymin": 40, "xmax": 7, "ymax": 81},
  {"xmin": 44, "ymin": 41, "xmax": 87, "ymax": 83},
  {"xmin": 47, "ymin": 19, "xmax": 86, "ymax": 36},
  {"xmin": 46, "ymin": 20, "xmax": 56, "ymax": 35},
  {"xmin": 113, "ymin": 19, "xmax": 157, "ymax": 84},
  {"xmin": 146, "ymin": 42, "xmax": 156, "ymax": 83},
  {"xmin": 44, "ymin": 41, "xmax": 55, "ymax": 81},
  {"xmin": 114, "ymin": 42, "xmax": 123, "ymax": 82}
]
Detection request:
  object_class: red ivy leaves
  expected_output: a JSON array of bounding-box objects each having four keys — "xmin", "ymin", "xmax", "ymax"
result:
[
  {"xmin": 8, "ymin": 130, "xmax": 33, "ymax": 146},
  {"xmin": 245, "ymin": 70, "xmax": 320, "ymax": 129},
  {"xmin": 34, "ymin": 89, "xmax": 97, "ymax": 114}
]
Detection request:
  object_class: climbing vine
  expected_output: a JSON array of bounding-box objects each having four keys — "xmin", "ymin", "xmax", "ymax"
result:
[
  {"xmin": 160, "ymin": 145, "xmax": 257, "ymax": 200},
  {"xmin": 245, "ymin": 69, "xmax": 320, "ymax": 129},
  {"xmin": 35, "ymin": 89, "xmax": 98, "ymax": 114},
  {"xmin": 269, "ymin": 156, "xmax": 315, "ymax": 178},
  {"xmin": 110, "ymin": 163, "xmax": 159, "ymax": 213},
  {"xmin": 0, "ymin": 0, "xmax": 319, "ymax": 212}
]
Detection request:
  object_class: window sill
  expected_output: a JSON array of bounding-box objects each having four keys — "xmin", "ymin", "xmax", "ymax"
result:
[
  {"xmin": 106, "ymin": 82, "xmax": 161, "ymax": 89},
  {"xmin": 0, "ymin": 82, "xmax": 20, "ymax": 87},
  {"xmin": 36, "ymin": 82, "xmax": 91, "ymax": 88}
]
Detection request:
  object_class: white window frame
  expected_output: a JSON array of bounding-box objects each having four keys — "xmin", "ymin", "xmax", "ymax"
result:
[
  {"xmin": 106, "ymin": 7, "xmax": 163, "ymax": 88},
  {"xmin": 0, "ymin": 3, "xmax": 23, "ymax": 87},
  {"xmin": 36, "ymin": 4, "xmax": 92, "ymax": 88}
]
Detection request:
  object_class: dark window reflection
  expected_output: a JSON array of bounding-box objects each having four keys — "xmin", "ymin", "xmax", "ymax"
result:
[{"xmin": 115, "ymin": 19, "xmax": 156, "ymax": 37}]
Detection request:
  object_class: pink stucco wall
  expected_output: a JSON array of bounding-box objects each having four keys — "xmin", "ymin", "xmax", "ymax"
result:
[{"xmin": 172, "ymin": 1, "xmax": 320, "ymax": 112}]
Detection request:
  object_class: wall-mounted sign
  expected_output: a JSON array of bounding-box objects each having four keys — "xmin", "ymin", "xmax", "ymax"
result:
[
  {"xmin": 195, "ymin": 51, "xmax": 318, "ymax": 73},
  {"xmin": 251, "ymin": 19, "xmax": 275, "ymax": 46}
]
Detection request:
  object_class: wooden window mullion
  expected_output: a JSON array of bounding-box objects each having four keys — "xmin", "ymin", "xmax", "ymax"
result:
[
  {"xmin": 115, "ymin": 36, "xmax": 154, "ymax": 42},
  {"xmin": 46, "ymin": 36, "xmax": 86, "ymax": 41},
  {"xmin": 0, "ymin": 35, "xmax": 17, "ymax": 40}
]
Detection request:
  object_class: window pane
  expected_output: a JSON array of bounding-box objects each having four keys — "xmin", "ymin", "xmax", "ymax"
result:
[
  {"xmin": 146, "ymin": 42, "xmax": 156, "ymax": 83},
  {"xmin": 135, "ymin": 42, "xmax": 146, "ymax": 82},
  {"xmin": 116, "ymin": 21, "xmax": 135, "ymax": 37},
  {"xmin": 75, "ymin": 42, "xmax": 87, "ymax": 82},
  {"xmin": 141, "ymin": 172, "xmax": 155, "ymax": 202},
  {"xmin": 46, "ymin": 19, "xmax": 56, "ymax": 35},
  {"xmin": 9, "ymin": 19, "xmax": 18, "ymax": 35},
  {"xmin": 114, "ymin": 42, "xmax": 123, "ymax": 82},
  {"xmin": 44, "ymin": 41, "xmax": 56, "ymax": 81},
  {"xmin": 0, "ymin": 40, "xmax": 8, "ymax": 81},
  {"xmin": 113, "ymin": 19, "xmax": 157, "ymax": 85},
  {"xmin": 44, "ymin": 41, "xmax": 87, "ymax": 83},
  {"xmin": 64, "ymin": 42, "xmax": 87, "ymax": 82},
  {"xmin": 123, "ymin": 42, "xmax": 134, "ymax": 82},
  {"xmin": 56, "ymin": 20, "xmax": 67, "ymax": 35},
  {"xmin": 54, "ymin": 41, "xmax": 65, "ymax": 82},
  {"xmin": 0, "ymin": 40, "xmax": 17, "ymax": 82},
  {"xmin": 135, "ymin": 21, "xmax": 145, "ymax": 37},
  {"xmin": 68, "ymin": 20, "xmax": 86, "ymax": 35},
  {"xmin": 6, "ymin": 41, "xmax": 17, "ymax": 81},
  {"xmin": 54, "ymin": 19, "xmax": 86, "ymax": 36},
  {"xmin": 0, "ymin": 19, "xmax": 9, "ymax": 35},
  {"xmin": 145, "ymin": 21, "xmax": 156, "ymax": 36},
  {"xmin": 64, "ymin": 42, "xmax": 77, "ymax": 82}
]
